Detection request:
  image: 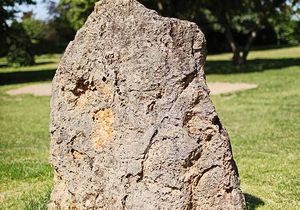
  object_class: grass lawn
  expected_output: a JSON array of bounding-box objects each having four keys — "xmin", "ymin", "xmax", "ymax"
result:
[{"xmin": 0, "ymin": 46, "xmax": 299, "ymax": 209}]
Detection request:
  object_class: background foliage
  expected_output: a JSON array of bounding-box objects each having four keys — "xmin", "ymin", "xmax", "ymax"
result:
[
  {"xmin": 6, "ymin": 21, "xmax": 35, "ymax": 66},
  {"xmin": 0, "ymin": 0, "xmax": 299, "ymax": 66}
]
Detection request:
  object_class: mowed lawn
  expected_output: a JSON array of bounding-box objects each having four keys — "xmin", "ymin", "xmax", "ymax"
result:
[{"xmin": 0, "ymin": 46, "xmax": 299, "ymax": 209}]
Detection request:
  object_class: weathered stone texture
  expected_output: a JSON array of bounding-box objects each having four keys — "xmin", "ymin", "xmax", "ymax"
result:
[{"xmin": 49, "ymin": 0, "xmax": 245, "ymax": 209}]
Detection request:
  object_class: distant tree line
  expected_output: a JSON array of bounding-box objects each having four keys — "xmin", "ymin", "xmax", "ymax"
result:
[
  {"xmin": 1, "ymin": 0, "xmax": 36, "ymax": 66},
  {"xmin": 141, "ymin": 0, "xmax": 300, "ymax": 64},
  {"xmin": 0, "ymin": 0, "xmax": 76, "ymax": 66},
  {"xmin": 1, "ymin": 0, "xmax": 299, "ymax": 66}
]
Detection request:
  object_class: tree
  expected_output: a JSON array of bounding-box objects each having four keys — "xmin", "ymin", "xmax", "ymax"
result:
[
  {"xmin": 142, "ymin": 0, "xmax": 299, "ymax": 65},
  {"xmin": 22, "ymin": 14, "xmax": 47, "ymax": 45},
  {"xmin": 0, "ymin": 0, "xmax": 35, "ymax": 56},
  {"xmin": 272, "ymin": 1, "xmax": 300, "ymax": 45},
  {"xmin": 205, "ymin": 0, "xmax": 300, "ymax": 64},
  {"xmin": 46, "ymin": 0, "xmax": 77, "ymax": 52},
  {"xmin": 6, "ymin": 21, "xmax": 35, "ymax": 66},
  {"xmin": 56, "ymin": 0, "xmax": 300, "ymax": 65},
  {"xmin": 56, "ymin": 0, "xmax": 97, "ymax": 30}
]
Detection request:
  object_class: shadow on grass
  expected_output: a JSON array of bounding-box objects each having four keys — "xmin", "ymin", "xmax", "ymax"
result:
[
  {"xmin": 1, "ymin": 58, "xmax": 299, "ymax": 85},
  {"xmin": 32, "ymin": 61, "xmax": 57, "ymax": 66},
  {"xmin": 244, "ymin": 193, "xmax": 265, "ymax": 210},
  {"xmin": 27, "ymin": 61, "xmax": 57, "ymax": 66},
  {"xmin": 0, "ymin": 69, "xmax": 56, "ymax": 85},
  {"xmin": 0, "ymin": 61, "xmax": 56, "ymax": 68},
  {"xmin": 205, "ymin": 58, "xmax": 300, "ymax": 74}
]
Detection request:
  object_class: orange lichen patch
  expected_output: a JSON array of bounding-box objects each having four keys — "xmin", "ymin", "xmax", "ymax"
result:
[
  {"xmin": 184, "ymin": 113, "xmax": 202, "ymax": 134},
  {"xmin": 63, "ymin": 81, "xmax": 113, "ymax": 109},
  {"xmin": 76, "ymin": 90, "xmax": 94, "ymax": 107},
  {"xmin": 62, "ymin": 89, "xmax": 93, "ymax": 109},
  {"xmin": 63, "ymin": 91, "xmax": 78, "ymax": 104},
  {"xmin": 70, "ymin": 202, "xmax": 79, "ymax": 210},
  {"xmin": 72, "ymin": 150, "xmax": 83, "ymax": 160},
  {"xmin": 75, "ymin": 84, "xmax": 113, "ymax": 108},
  {"xmin": 185, "ymin": 113, "xmax": 216, "ymax": 142},
  {"xmin": 92, "ymin": 108, "xmax": 114, "ymax": 149},
  {"xmin": 76, "ymin": 84, "xmax": 113, "ymax": 108},
  {"xmin": 97, "ymin": 83, "xmax": 113, "ymax": 96}
]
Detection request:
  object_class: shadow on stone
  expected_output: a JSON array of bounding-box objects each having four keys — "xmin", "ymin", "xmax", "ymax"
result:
[{"xmin": 244, "ymin": 193, "xmax": 265, "ymax": 210}]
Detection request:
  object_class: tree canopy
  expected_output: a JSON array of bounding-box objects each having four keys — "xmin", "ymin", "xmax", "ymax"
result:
[
  {"xmin": 1, "ymin": 0, "xmax": 299, "ymax": 65},
  {"xmin": 0, "ymin": 0, "xmax": 36, "ymax": 64},
  {"xmin": 141, "ymin": 0, "xmax": 300, "ymax": 64},
  {"xmin": 56, "ymin": 0, "xmax": 98, "ymax": 30},
  {"xmin": 55, "ymin": 0, "xmax": 299, "ymax": 64}
]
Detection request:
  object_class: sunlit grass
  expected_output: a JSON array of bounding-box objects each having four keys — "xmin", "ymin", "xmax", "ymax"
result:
[
  {"xmin": 207, "ymin": 46, "xmax": 300, "ymax": 209},
  {"xmin": 0, "ymin": 55, "xmax": 55, "ymax": 209}
]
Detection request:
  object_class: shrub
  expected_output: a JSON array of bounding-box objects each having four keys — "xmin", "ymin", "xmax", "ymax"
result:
[{"xmin": 6, "ymin": 21, "xmax": 35, "ymax": 67}]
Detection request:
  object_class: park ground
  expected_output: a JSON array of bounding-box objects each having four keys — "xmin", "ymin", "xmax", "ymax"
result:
[{"xmin": 0, "ymin": 46, "xmax": 300, "ymax": 209}]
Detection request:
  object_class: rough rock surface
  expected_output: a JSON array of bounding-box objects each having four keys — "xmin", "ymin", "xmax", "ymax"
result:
[{"xmin": 49, "ymin": 0, "xmax": 245, "ymax": 209}]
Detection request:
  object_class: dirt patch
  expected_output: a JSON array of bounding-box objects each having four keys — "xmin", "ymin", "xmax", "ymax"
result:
[
  {"xmin": 7, "ymin": 83, "xmax": 52, "ymax": 96},
  {"xmin": 6, "ymin": 82, "xmax": 257, "ymax": 96},
  {"xmin": 208, "ymin": 82, "xmax": 257, "ymax": 95}
]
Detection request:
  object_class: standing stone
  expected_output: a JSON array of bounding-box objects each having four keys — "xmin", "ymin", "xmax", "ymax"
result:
[{"xmin": 49, "ymin": 0, "xmax": 245, "ymax": 209}]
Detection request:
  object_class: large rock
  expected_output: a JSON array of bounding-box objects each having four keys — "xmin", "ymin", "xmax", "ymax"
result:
[{"xmin": 49, "ymin": 0, "xmax": 245, "ymax": 209}]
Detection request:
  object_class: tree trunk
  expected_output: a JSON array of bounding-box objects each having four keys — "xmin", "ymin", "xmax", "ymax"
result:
[
  {"xmin": 242, "ymin": 31, "xmax": 257, "ymax": 61},
  {"xmin": 213, "ymin": 4, "xmax": 259, "ymax": 65},
  {"xmin": 223, "ymin": 24, "xmax": 244, "ymax": 65},
  {"xmin": 232, "ymin": 52, "xmax": 244, "ymax": 65},
  {"xmin": 228, "ymin": 30, "xmax": 257, "ymax": 65},
  {"xmin": 157, "ymin": 0, "xmax": 164, "ymax": 12},
  {"xmin": 214, "ymin": 9, "xmax": 244, "ymax": 65}
]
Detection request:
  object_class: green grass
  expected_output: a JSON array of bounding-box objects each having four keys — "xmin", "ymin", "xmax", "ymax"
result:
[
  {"xmin": 0, "ymin": 54, "xmax": 58, "ymax": 86},
  {"xmin": 0, "ymin": 46, "xmax": 299, "ymax": 209},
  {"xmin": 0, "ymin": 55, "xmax": 56, "ymax": 209},
  {"xmin": 206, "ymin": 46, "xmax": 300, "ymax": 209}
]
